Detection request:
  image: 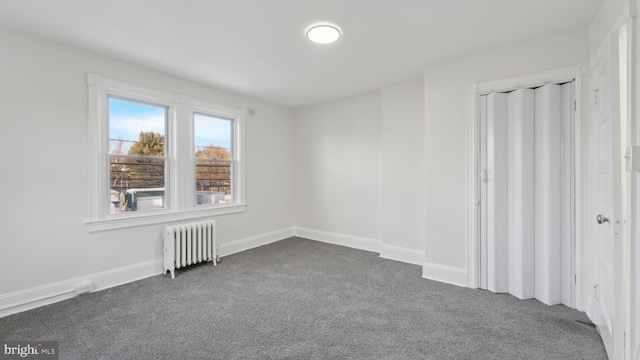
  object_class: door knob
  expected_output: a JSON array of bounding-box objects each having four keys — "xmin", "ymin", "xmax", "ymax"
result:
[{"xmin": 596, "ymin": 214, "xmax": 610, "ymax": 224}]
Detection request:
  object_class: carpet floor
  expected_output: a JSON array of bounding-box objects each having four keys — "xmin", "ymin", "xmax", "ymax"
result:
[{"xmin": 0, "ymin": 237, "xmax": 607, "ymax": 359}]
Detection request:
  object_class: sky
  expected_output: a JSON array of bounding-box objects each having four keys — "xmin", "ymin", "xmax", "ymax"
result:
[
  {"xmin": 108, "ymin": 97, "xmax": 232, "ymax": 154},
  {"xmin": 194, "ymin": 113, "xmax": 232, "ymax": 152}
]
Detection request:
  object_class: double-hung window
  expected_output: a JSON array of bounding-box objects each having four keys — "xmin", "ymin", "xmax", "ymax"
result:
[{"xmin": 87, "ymin": 74, "xmax": 246, "ymax": 232}]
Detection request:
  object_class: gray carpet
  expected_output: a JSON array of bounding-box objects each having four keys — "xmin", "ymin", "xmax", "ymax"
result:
[{"xmin": 0, "ymin": 237, "xmax": 607, "ymax": 359}]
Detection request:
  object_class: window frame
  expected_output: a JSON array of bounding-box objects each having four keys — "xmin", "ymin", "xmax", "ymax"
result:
[{"xmin": 87, "ymin": 74, "xmax": 246, "ymax": 233}]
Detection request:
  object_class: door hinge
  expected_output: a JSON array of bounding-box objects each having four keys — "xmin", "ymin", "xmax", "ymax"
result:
[
  {"xmin": 594, "ymin": 89, "xmax": 600, "ymax": 105},
  {"xmin": 574, "ymin": 274, "xmax": 577, "ymax": 284}
]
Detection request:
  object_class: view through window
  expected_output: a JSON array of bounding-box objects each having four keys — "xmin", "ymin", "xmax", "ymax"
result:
[
  {"xmin": 194, "ymin": 113, "xmax": 233, "ymax": 206},
  {"xmin": 108, "ymin": 97, "xmax": 167, "ymax": 214}
]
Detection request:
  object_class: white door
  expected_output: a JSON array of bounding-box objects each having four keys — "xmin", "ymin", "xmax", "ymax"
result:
[
  {"xmin": 621, "ymin": 20, "xmax": 639, "ymax": 360},
  {"xmin": 590, "ymin": 31, "xmax": 625, "ymax": 360}
]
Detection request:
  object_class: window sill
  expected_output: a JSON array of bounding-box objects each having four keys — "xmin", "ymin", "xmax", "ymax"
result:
[{"xmin": 86, "ymin": 204, "xmax": 247, "ymax": 233}]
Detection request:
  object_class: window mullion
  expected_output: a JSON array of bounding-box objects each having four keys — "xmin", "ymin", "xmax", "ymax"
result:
[{"xmin": 174, "ymin": 102, "xmax": 194, "ymax": 211}]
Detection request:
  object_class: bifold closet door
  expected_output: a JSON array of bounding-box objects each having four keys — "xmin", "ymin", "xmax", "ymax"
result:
[
  {"xmin": 507, "ymin": 89, "xmax": 535, "ymax": 300},
  {"xmin": 481, "ymin": 82, "xmax": 573, "ymax": 306},
  {"xmin": 534, "ymin": 84, "xmax": 563, "ymax": 306}
]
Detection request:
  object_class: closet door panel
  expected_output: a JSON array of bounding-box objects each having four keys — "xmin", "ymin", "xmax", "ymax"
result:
[
  {"xmin": 486, "ymin": 93, "xmax": 509, "ymax": 293},
  {"xmin": 534, "ymin": 84, "xmax": 563, "ymax": 306},
  {"xmin": 507, "ymin": 89, "xmax": 535, "ymax": 300}
]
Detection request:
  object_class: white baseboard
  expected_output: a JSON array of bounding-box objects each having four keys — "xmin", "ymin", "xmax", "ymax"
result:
[
  {"xmin": 422, "ymin": 261, "xmax": 468, "ymax": 287},
  {"xmin": 379, "ymin": 244, "xmax": 425, "ymax": 266},
  {"xmin": 218, "ymin": 227, "xmax": 294, "ymax": 257},
  {"xmin": 0, "ymin": 227, "xmax": 295, "ymax": 318},
  {"xmin": 293, "ymin": 227, "xmax": 381, "ymax": 253},
  {"xmin": 0, "ymin": 259, "xmax": 163, "ymax": 318},
  {"xmin": 293, "ymin": 227, "xmax": 429, "ymax": 267}
]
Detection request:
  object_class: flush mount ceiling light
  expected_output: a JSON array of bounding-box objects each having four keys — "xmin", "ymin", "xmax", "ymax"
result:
[{"xmin": 306, "ymin": 24, "xmax": 341, "ymax": 44}]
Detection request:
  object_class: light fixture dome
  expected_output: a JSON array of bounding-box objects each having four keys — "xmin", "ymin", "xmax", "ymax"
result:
[{"xmin": 306, "ymin": 24, "xmax": 341, "ymax": 44}]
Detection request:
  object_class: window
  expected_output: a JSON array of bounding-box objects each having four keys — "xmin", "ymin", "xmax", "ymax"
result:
[
  {"xmin": 109, "ymin": 97, "xmax": 168, "ymax": 214},
  {"xmin": 87, "ymin": 74, "xmax": 246, "ymax": 232},
  {"xmin": 194, "ymin": 113, "xmax": 234, "ymax": 206}
]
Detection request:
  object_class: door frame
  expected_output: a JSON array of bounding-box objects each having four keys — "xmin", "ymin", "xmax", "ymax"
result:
[{"xmin": 465, "ymin": 65, "xmax": 588, "ymax": 309}]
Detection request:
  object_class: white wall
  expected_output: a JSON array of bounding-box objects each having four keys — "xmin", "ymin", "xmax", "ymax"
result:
[
  {"xmin": 424, "ymin": 28, "xmax": 590, "ymax": 272},
  {"xmin": 0, "ymin": 26, "xmax": 294, "ymax": 296},
  {"xmin": 293, "ymin": 92, "xmax": 382, "ymax": 240},
  {"xmin": 381, "ymin": 80, "xmax": 426, "ymax": 252},
  {"xmin": 293, "ymin": 79, "xmax": 426, "ymax": 260}
]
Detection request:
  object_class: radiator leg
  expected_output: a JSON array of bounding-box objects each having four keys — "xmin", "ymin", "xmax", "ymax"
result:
[{"xmin": 164, "ymin": 269, "xmax": 176, "ymax": 279}]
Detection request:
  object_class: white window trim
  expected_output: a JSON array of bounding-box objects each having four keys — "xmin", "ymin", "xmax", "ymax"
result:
[{"xmin": 86, "ymin": 74, "xmax": 246, "ymax": 233}]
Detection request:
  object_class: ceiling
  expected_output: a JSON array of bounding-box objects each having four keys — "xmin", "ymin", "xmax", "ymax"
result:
[{"xmin": 0, "ymin": 0, "xmax": 603, "ymax": 108}]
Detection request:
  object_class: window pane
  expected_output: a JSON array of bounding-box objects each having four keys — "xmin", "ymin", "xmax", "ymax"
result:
[
  {"xmin": 109, "ymin": 156, "xmax": 166, "ymax": 214},
  {"xmin": 108, "ymin": 97, "xmax": 167, "ymax": 156},
  {"xmin": 194, "ymin": 113, "xmax": 233, "ymax": 206},
  {"xmin": 195, "ymin": 159, "xmax": 232, "ymax": 205},
  {"xmin": 108, "ymin": 97, "xmax": 168, "ymax": 215},
  {"xmin": 194, "ymin": 113, "xmax": 232, "ymax": 159}
]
